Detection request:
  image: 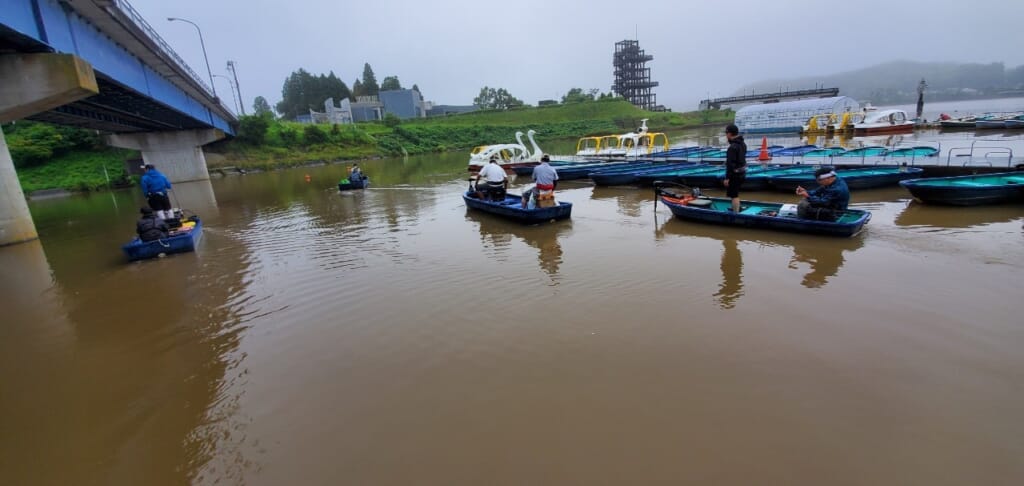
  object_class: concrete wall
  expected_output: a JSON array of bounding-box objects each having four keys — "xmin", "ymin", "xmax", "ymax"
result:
[
  {"xmin": 106, "ymin": 129, "xmax": 224, "ymax": 183},
  {"xmin": 0, "ymin": 128, "xmax": 38, "ymax": 245}
]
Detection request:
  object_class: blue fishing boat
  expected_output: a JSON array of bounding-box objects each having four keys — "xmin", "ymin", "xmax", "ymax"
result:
[
  {"xmin": 463, "ymin": 192, "xmax": 572, "ymax": 223},
  {"xmin": 655, "ymin": 186, "xmax": 869, "ymax": 237},
  {"xmin": 899, "ymin": 172, "xmax": 1024, "ymax": 205},
  {"xmin": 677, "ymin": 164, "xmax": 785, "ymax": 188},
  {"xmin": 737, "ymin": 165, "xmax": 818, "ymax": 191},
  {"xmin": 338, "ymin": 178, "xmax": 370, "ymax": 191},
  {"xmin": 769, "ymin": 166, "xmax": 924, "ymax": 191},
  {"xmin": 803, "ymin": 147, "xmax": 846, "ymax": 157},
  {"xmin": 589, "ymin": 162, "xmax": 693, "ymax": 186},
  {"xmin": 838, "ymin": 146, "xmax": 888, "ymax": 157},
  {"xmin": 772, "ymin": 145, "xmax": 820, "ymax": 157},
  {"xmin": 122, "ymin": 217, "xmax": 203, "ymax": 261},
  {"xmin": 635, "ymin": 164, "xmax": 718, "ymax": 185},
  {"xmin": 526, "ymin": 161, "xmax": 632, "ymax": 180},
  {"xmin": 887, "ymin": 146, "xmax": 939, "ymax": 157}
]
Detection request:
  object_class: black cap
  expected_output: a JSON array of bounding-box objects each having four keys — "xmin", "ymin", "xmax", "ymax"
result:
[
  {"xmin": 541, "ymin": 154, "xmax": 550, "ymax": 162},
  {"xmin": 725, "ymin": 124, "xmax": 739, "ymax": 135},
  {"xmin": 140, "ymin": 207, "xmax": 153, "ymax": 215}
]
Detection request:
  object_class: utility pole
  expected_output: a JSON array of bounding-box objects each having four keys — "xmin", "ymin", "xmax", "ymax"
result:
[{"xmin": 227, "ymin": 61, "xmax": 245, "ymax": 115}]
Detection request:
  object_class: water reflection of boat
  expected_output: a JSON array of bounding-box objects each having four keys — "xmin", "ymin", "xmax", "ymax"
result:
[
  {"xmin": 894, "ymin": 201, "xmax": 1023, "ymax": 228},
  {"xmin": 469, "ymin": 212, "xmax": 572, "ymax": 277},
  {"xmin": 654, "ymin": 218, "xmax": 865, "ymax": 293}
]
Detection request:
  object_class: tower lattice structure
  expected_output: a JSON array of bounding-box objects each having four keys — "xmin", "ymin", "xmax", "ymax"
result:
[{"xmin": 612, "ymin": 40, "xmax": 662, "ymax": 111}]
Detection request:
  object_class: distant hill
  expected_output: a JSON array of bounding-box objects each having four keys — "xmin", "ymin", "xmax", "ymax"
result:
[{"xmin": 736, "ymin": 61, "xmax": 1024, "ymax": 104}]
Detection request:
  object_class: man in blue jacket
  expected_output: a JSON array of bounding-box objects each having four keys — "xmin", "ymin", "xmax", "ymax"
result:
[
  {"xmin": 140, "ymin": 164, "xmax": 173, "ymax": 220},
  {"xmin": 796, "ymin": 167, "xmax": 850, "ymax": 221}
]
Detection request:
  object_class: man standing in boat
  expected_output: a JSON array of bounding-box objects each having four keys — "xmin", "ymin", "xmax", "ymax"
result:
[
  {"xmin": 475, "ymin": 157, "xmax": 508, "ymax": 200},
  {"xmin": 531, "ymin": 154, "xmax": 559, "ymax": 207},
  {"xmin": 796, "ymin": 167, "xmax": 850, "ymax": 221},
  {"xmin": 140, "ymin": 164, "xmax": 173, "ymax": 220},
  {"xmin": 723, "ymin": 124, "xmax": 747, "ymax": 213}
]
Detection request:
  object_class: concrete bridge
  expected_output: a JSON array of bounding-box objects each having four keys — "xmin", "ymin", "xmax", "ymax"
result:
[
  {"xmin": 699, "ymin": 88, "xmax": 841, "ymax": 110},
  {"xmin": 1, "ymin": 0, "xmax": 238, "ymax": 245}
]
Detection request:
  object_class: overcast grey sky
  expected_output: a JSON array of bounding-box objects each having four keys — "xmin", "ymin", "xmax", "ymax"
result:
[{"xmin": 133, "ymin": 0, "xmax": 1024, "ymax": 113}]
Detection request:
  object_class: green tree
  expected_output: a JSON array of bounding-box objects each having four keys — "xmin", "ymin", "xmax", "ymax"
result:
[
  {"xmin": 412, "ymin": 84, "xmax": 420, "ymax": 93},
  {"xmin": 561, "ymin": 87, "xmax": 596, "ymax": 104},
  {"xmin": 253, "ymin": 96, "xmax": 273, "ymax": 117},
  {"xmin": 275, "ymin": 69, "xmax": 352, "ymax": 119},
  {"xmin": 381, "ymin": 76, "xmax": 402, "ymax": 91},
  {"xmin": 237, "ymin": 115, "xmax": 269, "ymax": 145},
  {"xmin": 352, "ymin": 79, "xmax": 364, "ymax": 98},
  {"xmin": 473, "ymin": 87, "xmax": 522, "ymax": 109},
  {"xmin": 361, "ymin": 63, "xmax": 379, "ymax": 96}
]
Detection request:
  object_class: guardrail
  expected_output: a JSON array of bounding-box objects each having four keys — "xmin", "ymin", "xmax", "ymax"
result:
[{"xmin": 945, "ymin": 140, "xmax": 1014, "ymax": 167}]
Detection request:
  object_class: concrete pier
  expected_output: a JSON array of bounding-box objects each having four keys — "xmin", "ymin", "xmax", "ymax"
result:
[
  {"xmin": 106, "ymin": 129, "xmax": 225, "ymax": 183},
  {"xmin": 0, "ymin": 128, "xmax": 37, "ymax": 246}
]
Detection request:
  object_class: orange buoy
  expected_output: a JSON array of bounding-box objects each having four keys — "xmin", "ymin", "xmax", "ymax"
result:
[{"xmin": 304, "ymin": 174, "xmax": 312, "ymax": 182}]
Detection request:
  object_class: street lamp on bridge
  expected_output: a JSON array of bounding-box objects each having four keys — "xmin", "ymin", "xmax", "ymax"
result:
[{"xmin": 167, "ymin": 17, "xmax": 217, "ymax": 99}]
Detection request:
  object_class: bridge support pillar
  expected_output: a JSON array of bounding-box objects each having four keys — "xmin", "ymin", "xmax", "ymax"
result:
[
  {"xmin": 0, "ymin": 128, "xmax": 38, "ymax": 246},
  {"xmin": 106, "ymin": 129, "xmax": 225, "ymax": 183}
]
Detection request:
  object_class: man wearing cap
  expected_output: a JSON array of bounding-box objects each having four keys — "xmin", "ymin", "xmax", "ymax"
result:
[
  {"xmin": 722, "ymin": 124, "xmax": 747, "ymax": 213},
  {"xmin": 796, "ymin": 167, "xmax": 850, "ymax": 221},
  {"xmin": 136, "ymin": 207, "xmax": 169, "ymax": 242},
  {"xmin": 140, "ymin": 164, "xmax": 173, "ymax": 220},
  {"xmin": 475, "ymin": 157, "xmax": 508, "ymax": 200}
]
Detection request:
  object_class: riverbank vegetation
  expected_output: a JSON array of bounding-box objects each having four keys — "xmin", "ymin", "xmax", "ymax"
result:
[
  {"xmin": 209, "ymin": 100, "xmax": 733, "ymax": 170},
  {"xmin": 7, "ymin": 100, "xmax": 732, "ymax": 192}
]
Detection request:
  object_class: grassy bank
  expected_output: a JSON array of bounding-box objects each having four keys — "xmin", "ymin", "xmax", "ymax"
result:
[
  {"xmin": 208, "ymin": 100, "xmax": 734, "ymax": 170},
  {"xmin": 9, "ymin": 101, "xmax": 733, "ymax": 191},
  {"xmin": 16, "ymin": 148, "xmax": 137, "ymax": 193}
]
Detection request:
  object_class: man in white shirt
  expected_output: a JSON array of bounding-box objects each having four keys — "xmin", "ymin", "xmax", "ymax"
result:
[{"xmin": 475, "ymin": 157, "xmax": 508, "ymax": 200}]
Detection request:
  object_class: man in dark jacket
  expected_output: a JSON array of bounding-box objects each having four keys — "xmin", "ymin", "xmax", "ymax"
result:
[
  {"xmin": 723, "ymin": 124, "xmax": 747, "ymax": 213},
  {"xmin": 796, "ymin": 167, "xmax": 851, "ymax": 221},
  {"xmin": 136, "ymin": 207, "xmax": 169, "ymax": 242}
]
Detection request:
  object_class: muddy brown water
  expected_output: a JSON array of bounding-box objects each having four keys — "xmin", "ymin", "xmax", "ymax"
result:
[{"xmin": 2, "ymin": 151, "xmax": 1023, "ymax": 485}]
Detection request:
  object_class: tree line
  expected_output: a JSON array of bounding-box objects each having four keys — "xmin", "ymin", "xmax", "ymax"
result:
[{"xmin": 272, "ymin": 63, "xmax": 420, "ymax": 120}]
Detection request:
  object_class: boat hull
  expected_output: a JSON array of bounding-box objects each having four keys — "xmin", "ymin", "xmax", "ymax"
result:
[
  {"xmin": 899, "ymin": 172, "xmax": 1024, "ymax": 206},
  {"xmin": 659, "ymin": 196, "xmax": 870, "ymax": 237},
  {"xmin": 463, "ymin": 192, "xmax": 572, "ymax": 223},
  {"xmin": 122, "ymin": 218, "xmax": 203, "ymax": 261},
  {"xmin": 1004, "ymin": 119, "xmax": 1024, "ymax": 129},
  {"xmin": 854, "ymin": 123, "xmax": 914, "ymax": 135},
  {"xmin": 338, "ymin": 178, "xmax": 370, "ymax": 191},
  {"xmin": 975, "ymin": 120, "xmax": 1008, "ymax": 129},
  {"xmin": 769, "ymin": 168, "xmax": 923, "ymax": 191}
]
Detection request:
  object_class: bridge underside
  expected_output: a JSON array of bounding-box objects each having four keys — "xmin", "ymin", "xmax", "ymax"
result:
[
  {"xmin": 1, "ymin": 25, "xmax": 216, "ymax": 134},
  {"xmin": 29, "ymin": 75, "xmax": 217, "ymax": 133}
]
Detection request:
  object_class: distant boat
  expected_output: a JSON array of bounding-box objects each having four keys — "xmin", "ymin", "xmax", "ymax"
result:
[
  {"xmin": 655, "ymin": 187, "xmax": 871, "ymax": 237},
  {"xmin": 1004, "ymin": 115, "xmax": 1024, "ymax": 129},
  {"xmin": 900, "ymin": 172, "xmax": 1024, "ymax": 206},
  {"xmin": 853, "ymin": 109, "xmax": 914, "ymax": 135},
  {"xmin": 974, "ymin": 114, "xmax": 1016, "ymax": 129},
  {"xmin": 338, "ymin": 177, "xmax": 370, "ymax": 191},
  {"xmin": 939, "ymin": 115, "xmax": 976, "ymax": 129},
  {"xmin": 838, "ymin": 146, "xmax": 888, "ymax": 157},
  {"xmin": 887, "ymin": 146, "xmax": 939, "ymax": 158},
  {"xmin": 122, "ymin": 217, "xmax": 203, "ymax": 261},
  {"xmin": 576, "ymin": 119, "xmax": 670, "ymax": 158}
]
